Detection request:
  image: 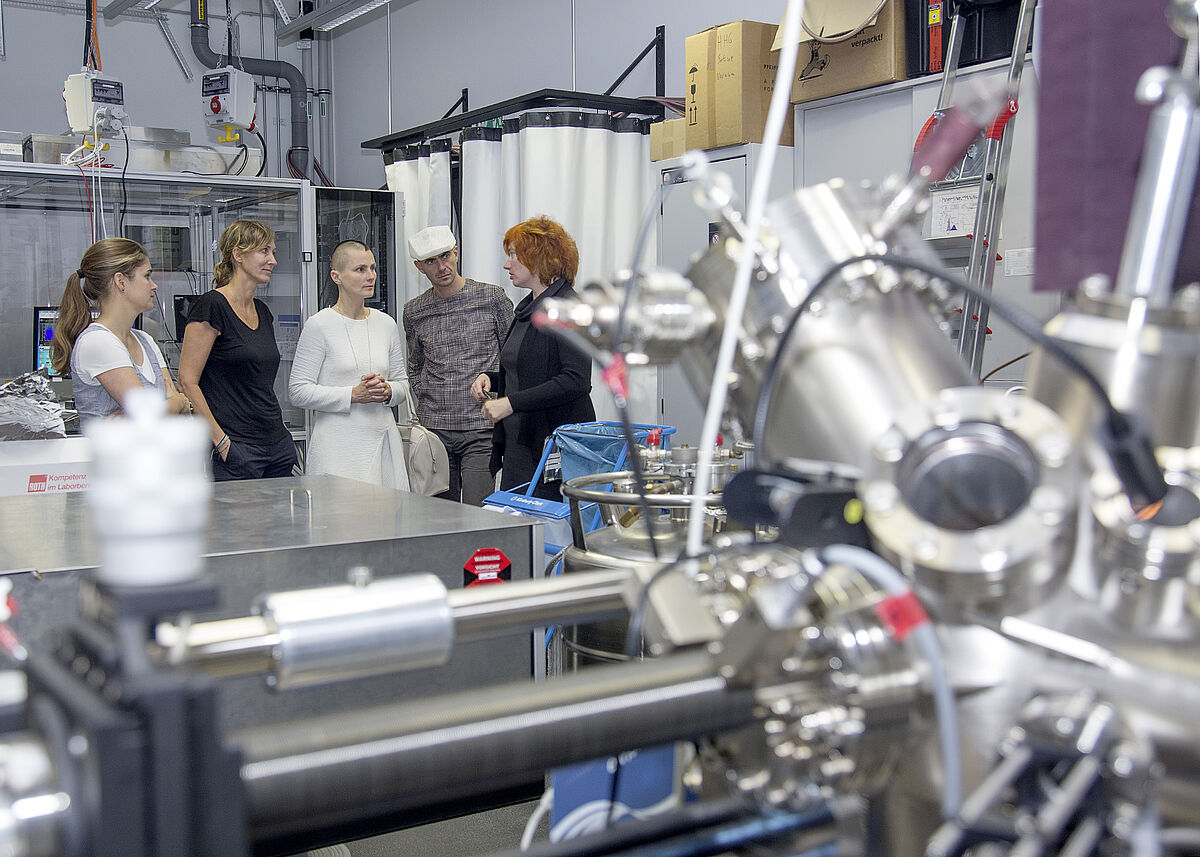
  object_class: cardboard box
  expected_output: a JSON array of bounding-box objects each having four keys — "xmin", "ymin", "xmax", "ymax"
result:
[
  {"xmin": 775, "ymin": 0, "xmax": 909, "ymax": 104},
  {"xmin": 649, "ymin": 117, "xmax": 686, "ymax": 162},
  {"xmin": 684, "ymin": 20, "xmax": 795, "ymax": 152}
]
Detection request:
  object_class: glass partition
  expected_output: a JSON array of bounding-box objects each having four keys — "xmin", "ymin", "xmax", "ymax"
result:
[
  {"xmin": 314, "ymin": 187, "xmax": 402, "ymax": 320},
  {"xmin": 0, "ymin": 162, "xmax": 312, "ymax": 434}
]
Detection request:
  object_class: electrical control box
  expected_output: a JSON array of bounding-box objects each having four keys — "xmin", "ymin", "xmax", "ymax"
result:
[
  {"xmin": 63, "ymin": 71, "xmax": 127, "ymax": 136},
  {"xmin": 202, "ymin": 67, "xmax": 257, "ymax": 131}
]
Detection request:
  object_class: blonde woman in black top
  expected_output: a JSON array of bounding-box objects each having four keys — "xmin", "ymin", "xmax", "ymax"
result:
[{"xmin": 179, "ymin": 220, "xmax": 296, "ymax": 481}]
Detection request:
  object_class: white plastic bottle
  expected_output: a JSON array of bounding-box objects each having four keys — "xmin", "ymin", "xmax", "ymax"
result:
[{"xmin": 84, "ymin": 388, "xmax": 211, "ymax": 586}]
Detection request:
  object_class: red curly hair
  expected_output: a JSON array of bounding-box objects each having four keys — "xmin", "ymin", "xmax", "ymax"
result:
[{"xmin": 504, "ymin": 216, "xmax": 579, "ymax": 285}]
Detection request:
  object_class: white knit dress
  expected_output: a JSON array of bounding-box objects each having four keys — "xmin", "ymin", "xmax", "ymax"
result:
[{"xmin": 288, "ymin": 307, "xmax": 410, "ymax": 490}]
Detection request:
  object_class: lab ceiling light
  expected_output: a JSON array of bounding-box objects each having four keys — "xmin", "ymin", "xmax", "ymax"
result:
[{"xmin": 274, "ymin": 0, "xmax": 401, "ymax": 39}]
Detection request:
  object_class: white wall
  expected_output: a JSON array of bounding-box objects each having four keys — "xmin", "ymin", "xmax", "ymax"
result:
[
  {"xmin": 0, "ymin": 2, "xmax": 308, "ymax": 177},
  {"xmin": 331, "ymin": 0, "xmax": 792, "ymax": 188},
  {"xmin": 1, "ymin": 0, "xmax": 795, "ymax": 187}
]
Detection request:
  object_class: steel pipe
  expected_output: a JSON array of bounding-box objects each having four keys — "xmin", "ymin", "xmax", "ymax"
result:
[
  {"xmin": 562, "ymin": 472, "xmax": 725, "ymax": 508},
  {"xmin": 1114, "ymin": 69, "xmax": 1200, "ymax": 304},
  {"xmin": 154, "ymin": 615, "xmax": 277, "ymax": 677},
  {"xmin": 449, "ymin": 568, "xmax": 630, "ymax": 640},
  {"xmin": 154, "ymin": 569, "xmax": 632, "ymax": 680},
  {"xmin": 256, "ymin": 573, "xmax": 454, "ymax": 690},
  {"xmin": 234, "ymin": 651, "xmax": 756, "ymax": 845}
]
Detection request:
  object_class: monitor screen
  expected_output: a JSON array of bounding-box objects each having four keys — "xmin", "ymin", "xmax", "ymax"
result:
[
  {"xmin": 34, "ymin": 307, "xmax": 60, "ymax": 376},
  {"xmin": 35, "ymin": 306, "xmax": 101, "ymax": 378},
  {"xmin": 174, "ymin": 294, "xmax": 202, "ymax": 343}
]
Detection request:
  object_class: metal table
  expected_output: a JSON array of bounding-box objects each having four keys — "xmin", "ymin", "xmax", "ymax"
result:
[{"xmin": 0, "ymin": 475, "xmax": 544, "ymax": 730}]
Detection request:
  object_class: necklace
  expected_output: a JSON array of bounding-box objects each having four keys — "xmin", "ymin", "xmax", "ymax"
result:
[{"xmin": 342, "ymin": 309, "xmax": 372, "ymax": 377}]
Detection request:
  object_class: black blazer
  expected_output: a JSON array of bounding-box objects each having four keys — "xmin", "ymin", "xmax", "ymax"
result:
[{"xmin": 488, "ymin": 277, "xmax": 596, "ymax": 458}]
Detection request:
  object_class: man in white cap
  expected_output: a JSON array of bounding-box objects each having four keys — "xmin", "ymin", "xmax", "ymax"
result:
[{"xmin": 403, "ymin": 225, "xmax": 514, "ymax": 505}]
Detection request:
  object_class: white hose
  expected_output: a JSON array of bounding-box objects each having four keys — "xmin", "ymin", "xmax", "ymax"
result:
[
  {"xmin": 520, "ymin": 785, "xmax": 554, "ymax": 850},
  {"xmin": 683, "ymin": 0, "xmax": 806, "ymax": 561},
  {"xmin": 820, "ymin": 544, "xmax": 963, "ymax": 820}
]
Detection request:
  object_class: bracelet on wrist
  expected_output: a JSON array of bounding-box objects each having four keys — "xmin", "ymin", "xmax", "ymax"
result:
[{"xmin": 214, "ymin": 434, "xmax": 229, "ymax": 450}]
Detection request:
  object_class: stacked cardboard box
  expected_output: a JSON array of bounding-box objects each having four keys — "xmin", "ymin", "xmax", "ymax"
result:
[
  {"xmin": 679, "ymin": 1, "xmax": 1015, "ymax": 153},
  {"xmin": 683, "ymin": 20, "xmax": 795, "ymax": 152},
  {"xmin": 650, "ymin": 118, "xmax": 686, "ymax": 162},
  {"xmin": 777, "ymin": 0, "xmax": 909, "ymax": 104}
]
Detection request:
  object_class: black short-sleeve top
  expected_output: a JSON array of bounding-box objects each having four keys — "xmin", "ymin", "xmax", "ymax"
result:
[{"xmin": 187, "ymin": 289, "xmax": 289, "ymax": 444}]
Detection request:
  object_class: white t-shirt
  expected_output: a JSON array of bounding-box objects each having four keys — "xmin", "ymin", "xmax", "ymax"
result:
[{"xmin": 73, "ymin": 324, "xmax": 166, "ymax": 385}]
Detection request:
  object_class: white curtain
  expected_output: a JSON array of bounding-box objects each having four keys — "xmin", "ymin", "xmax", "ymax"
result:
[
  {"xmin": 384, "ymin": 141, "xmax": 453, "ymax": 307},
  {"xmin": 459, "ymin": 112, "xmax": 657, "ymax": 424}
]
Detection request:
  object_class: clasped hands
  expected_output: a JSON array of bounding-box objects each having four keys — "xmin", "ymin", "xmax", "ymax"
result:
[
  {"xmin": 351, "ymin": 372, "xmax": 391, "ymax": 404},
  {"xmin": 470, "ymin": 373, "xmax": 512, "ymax": 424}
]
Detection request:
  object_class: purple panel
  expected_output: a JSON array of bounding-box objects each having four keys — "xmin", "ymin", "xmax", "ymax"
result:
[{"xmin": 1035, "ymin": 1, "xmax": 1196, "ymax": 292}]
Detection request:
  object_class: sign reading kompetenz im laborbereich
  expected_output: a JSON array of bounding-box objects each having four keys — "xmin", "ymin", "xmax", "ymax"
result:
[{"xmin": 0, "ymin": 469, "xmax": 89, "ymax": 496}]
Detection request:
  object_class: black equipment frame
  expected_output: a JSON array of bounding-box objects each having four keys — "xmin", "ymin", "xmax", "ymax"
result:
[{"xmin": 361, "ymin": 26, "xmax": 667, "ymax": 153}]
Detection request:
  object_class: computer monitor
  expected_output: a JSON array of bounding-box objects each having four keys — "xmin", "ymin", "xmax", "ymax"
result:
[
  {"xmin": 34, "ymin": 307, "xmax": 61, "ymax": 376},
  {"xmin": 34, "ymin": 306, "xmax": 102, "ymax": 377},
  {"xmin": 174, "ymin": 294, "xmax": 202, "ymax": 342}
]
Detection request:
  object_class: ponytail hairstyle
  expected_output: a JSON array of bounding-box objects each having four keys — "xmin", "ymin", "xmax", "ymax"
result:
[
  {"xmin": 214, "ymin": 220, "xmax": 275, "ymax": 287},
  {"xmin": 52, "ymin": 238, "xmax": 148, "ymax": 375}
]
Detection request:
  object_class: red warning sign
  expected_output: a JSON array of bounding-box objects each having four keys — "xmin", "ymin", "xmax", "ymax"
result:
[{"xmin": 464, "ymin": 548, "xmax": 512, "ymax": 588}]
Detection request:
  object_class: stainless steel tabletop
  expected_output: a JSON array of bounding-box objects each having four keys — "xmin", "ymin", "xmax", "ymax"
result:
[
  {"xmin": 0, "ymin": 474, "xmax": 534, "ymax": 576},
  {"xmin": 0, "ymin": 475, "xmax": 545, "ymax": 732}
]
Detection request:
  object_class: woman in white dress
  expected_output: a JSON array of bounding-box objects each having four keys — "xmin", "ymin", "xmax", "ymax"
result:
[{"xmin": 289, "ymin": 240, "xmax": 410, "ymax": 489}]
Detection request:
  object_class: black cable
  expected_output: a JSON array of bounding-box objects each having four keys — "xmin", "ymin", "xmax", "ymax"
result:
[
  {"xmin": 981, "ymin": 350, "xmax": 1030, "ymax": 382},
  {"xmin": 286, "ymin": 148, "xmax": 307, "ymax": 179},
  {"xmin": 603, "ymin": 540, "xmax": 752, "ymax": 830},
  {"xmin": 623, "ymin": 553, "xmax": 696, "ymax": 662},
  {"xmin": 534, "ymin": 320, "xmax": 662, "ymax": 561},
  {"xmin": 605, "ymin": 179, "xmax": 678, "ymax": 563},
  {"xmin": 83, "ymin": 0, "xmax": 98, "ymax": 70},
  {"xmin": 118, "ymin": 127, "xmax": 130, "ymax": 234},
  {"xmin": 535, "ymin": 181, "xmax": 667, "ymax": 561},
  {"xmin": 614, "ymin": 178, "xmax": 674, "ymax": 354},
  {"xmin": 750, "ymin": 252, "xmax": 1167, "ymax": 508},
  {"xmin": 313, "ymin": 156, "xmax": 334, "ymax": 187},
  {"xmin": 604, "ymin": 552, "xmax": 692, "ymax": 830},
  {"xmin": 604, "ymin": 750, "xmax": 627, "ymax": 830},
  {"xmin": 254, "ymin": 130, "xmax": 268, "ymax": 176},
  {"xmin": 82, "ymin": 0, "xmax": 91, "ymax": 68},
  {"xmin": 224, "ymin": 0, "xmax": 234, "ymax": 66},
  {"xmin": 614, "ymin": 399, "xmax": 659, "ymax": 561},
  {"xmin": 227, "ymin": 143, "xmax": 249, "ymax": 176}
]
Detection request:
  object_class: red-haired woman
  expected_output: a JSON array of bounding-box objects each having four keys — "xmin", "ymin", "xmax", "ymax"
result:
[{"xmin": 470, "ymin": 216, "xmax": 595, "ymax": 499}]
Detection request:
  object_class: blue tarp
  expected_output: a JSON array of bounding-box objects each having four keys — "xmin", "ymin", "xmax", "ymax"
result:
[{"xmin": 554, "ymin": 422, "xmax": 674, "ymax": 485}]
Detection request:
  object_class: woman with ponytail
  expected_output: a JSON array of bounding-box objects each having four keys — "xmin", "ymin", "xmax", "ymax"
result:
[
  {"xmin": 178, "ymin": 220, "xmax": 297, "ymax": 481},
  {"xmin": 53, "ymin": 238, "xmax": 191, "ymax": 421}
]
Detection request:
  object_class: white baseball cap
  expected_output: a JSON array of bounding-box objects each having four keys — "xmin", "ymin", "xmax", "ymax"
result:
[{"xmin": 408, "ymin": 225, "xmax": 457, "ymax": 261}]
